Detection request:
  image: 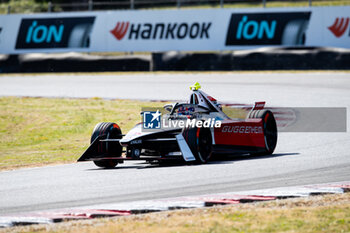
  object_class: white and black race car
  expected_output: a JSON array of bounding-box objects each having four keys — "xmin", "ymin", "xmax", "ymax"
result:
[{"xmin": 78, "ymin": 83, "xmax": 277, "ymax": 168}]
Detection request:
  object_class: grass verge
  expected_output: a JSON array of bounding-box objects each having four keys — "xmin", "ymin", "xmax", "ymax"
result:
[
  {"xmin": 3, "ymin": 192, "xmax": 350, "ymax": 233},
  {"xmin": 0, "ymin": 97, "xmax": 162, "ymax": 170},
  {"xmin": 0, "ymin": 96, "xmax": 244, "ymax": 171}
]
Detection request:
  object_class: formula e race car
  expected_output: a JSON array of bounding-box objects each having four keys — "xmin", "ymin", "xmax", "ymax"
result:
[{"xmin": 78, "ymin": 83, "xmax": 277, "ymax": 168}]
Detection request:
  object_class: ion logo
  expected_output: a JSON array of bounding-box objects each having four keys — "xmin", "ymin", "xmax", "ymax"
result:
[
  {"xmin": 236, "ymin": 16, "xmax": 276, "ymax": 40},
  {"xmin": 328, "ymin": 17, "xmax": 350, "ymax": 38},
  {"xmin": 110, "ymin": 22, "xmax": 129, "ymax": 40},
  {"xmin": 226, "ymin": 12, "xmax": 310, "ymax": 46},
  {"xmin": 25, "ymin": 21, "xmax": 64, "ymax": 43},
  {"xmin": 110, "ymin": 22, "xmax": 211, "ymax": 41},
  {"xmin": 143, "ymin": 110, "xmax": 161, "ymax": 129},
  {"xmin": 16, "ymin": 17, "xmax": 95, "ymax": 49}
]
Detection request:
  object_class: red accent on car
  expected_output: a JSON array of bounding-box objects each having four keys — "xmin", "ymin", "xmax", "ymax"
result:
[
  {"xmin": 253, "ymin": 101, "xmax": 265, "ymax": 110},
  {"xmin": 207, "ymin": 96, "xmax": 217, "ymax": 102},
  {"xmin": 264, "ymin": 112, "xmax": 269, "ymax": 122},
  {"xmin": 214, "ymin": 120, "xmax": 265, "ymax": 148}
]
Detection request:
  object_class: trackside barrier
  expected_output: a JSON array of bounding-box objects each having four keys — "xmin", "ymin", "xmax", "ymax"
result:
[
  {"xmin": 0, "ymin": 6, "xmax": 350, "ymax": 54},
  {"xmin": 152, "ymin": 47, "xmax": 350, "ymax": 71},
  {"xmin": 0, "ymin": 53, "xmax": 150, "ymax": 73},
  {"xmin": 1, "ymin": 47, "xmax": 349, "ymax": 73}
]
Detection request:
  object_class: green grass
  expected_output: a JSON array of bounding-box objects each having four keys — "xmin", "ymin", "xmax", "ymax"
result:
[
  {"xmin": 0, "ymin": 97, "xmax": 163, "ymax": 170},
  {"xmin": 1, "ymin": 0, "xmax": 349, "ymax": 14},
  {"xmin": 173, "ymin": 0, "xmax": 350, "ymax": 9},
  {"xmin": 0, "ymin": 0, "xmax": 48, "ymax": 14},
  {"xmin": 138, "ymin": 0, "xmax": 350, "ymax": 10},
  {"xmin": 221, "ymin": 0, "xmax": 350, "ymax": 8}
]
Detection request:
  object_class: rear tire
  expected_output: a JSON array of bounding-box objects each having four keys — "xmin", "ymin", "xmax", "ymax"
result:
[
  {"xmin": 182, "ymin": 126, "xmax": 212, "ymax": 164},
  {"xmin": 91, "ymin": 122, "xmax": 122, "ymax": 168},
  {"xmin": 249, "ymin": 110, "xmax": 277, "ymax": 155}
]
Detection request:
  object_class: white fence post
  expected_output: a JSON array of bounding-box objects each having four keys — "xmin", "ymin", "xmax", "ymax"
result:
[
  {"xmin": 48, "ymin": 1, "xmax": 52, "ymax": 12},
  {"xmin": 88, "ymin": 0, "xmax": 93, "ymax": 11},
  {"xmin": 177, "ymin": 0, "xmax": 181, "ymax": 9}
]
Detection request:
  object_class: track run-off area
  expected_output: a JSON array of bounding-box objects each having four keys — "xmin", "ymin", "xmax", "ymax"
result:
[{"xmin": 0, "ymin": 72, "xmax": 349, "ymax": 215}]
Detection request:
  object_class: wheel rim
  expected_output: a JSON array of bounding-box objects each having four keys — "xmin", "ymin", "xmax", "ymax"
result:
[{"xmin": 197, "ymin": 128, "xmax": 212, "ymax": 162}]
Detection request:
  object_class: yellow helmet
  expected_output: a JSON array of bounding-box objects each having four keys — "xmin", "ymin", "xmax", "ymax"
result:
[{"xmin": 189, "ymin": 82, "xmax": 201, "ymax": 91}]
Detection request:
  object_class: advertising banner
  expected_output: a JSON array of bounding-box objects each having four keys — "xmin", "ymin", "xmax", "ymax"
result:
[
  {"xmin": 15, "ymin": 17, "xmax": 95, "ymax": 49},
  {"xmin": 0, "ymin": 6, "xmax": 349, "ymax": 54},
  {"xmin": 225, "ymin": 12, "xmax": 311, "ymax": 46}
]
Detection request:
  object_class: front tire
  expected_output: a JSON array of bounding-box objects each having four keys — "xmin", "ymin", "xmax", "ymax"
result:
[
  {"xmin": 93, "ymin": 159, "xmax": 119, "ymax": 168},
  {"xmin": 182, "ymin": 126, "xmax": 212, "ymax": 164},
  {"xmin": 91, "ymin": 122, "xmax": 122, "ymax": 168}
]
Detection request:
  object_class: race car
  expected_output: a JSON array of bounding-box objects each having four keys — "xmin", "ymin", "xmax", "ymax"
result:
[{"xmin": 78, "ymin": 83, "xmax": 277, "ymax": 168}]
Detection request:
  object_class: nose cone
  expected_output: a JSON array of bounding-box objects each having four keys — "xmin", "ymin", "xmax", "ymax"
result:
[{"xmin": 119, "ymin": 123, "xmax": 153, "ymax": 146}]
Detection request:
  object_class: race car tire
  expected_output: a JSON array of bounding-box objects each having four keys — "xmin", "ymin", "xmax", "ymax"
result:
[
  {"xmin": 93, "ymin": 159, "xmax": 119, "ymax": 169},
  {"xmin": 249, "ymin": 110, "xmax": 278, "ymax": 155},
  {"xmin": 91, "ymin": 122, "xmax": 122, "ymax": 168},
  {"xmin": 182, "ymin": 126, "xmax": 212, "ymax": 164}
]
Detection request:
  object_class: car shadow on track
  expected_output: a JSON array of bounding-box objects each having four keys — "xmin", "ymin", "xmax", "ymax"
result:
[
  {"xmin": 208, "ymin": 152, "xmax": 300, "ymax": 165},
  {"xmin": 86, "ymin": 164, "xmax": 148, "ymax": 171},
  {"xmin": 86, "ymin": 162, "xmax": 189, "ymax": 171},
  {"xmin": 86, "ymin": 152, "xmax": 299, "ymax": 170}
]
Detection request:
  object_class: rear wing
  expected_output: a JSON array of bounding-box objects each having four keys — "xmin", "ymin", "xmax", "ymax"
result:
[
  {"xmin": 252, "ymin": 102, "xmax": 265, "ymax": 110},
  {"xmin": 246, "ymin": 101, "xmax": 266, "ymax": 119}
]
